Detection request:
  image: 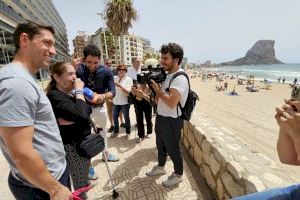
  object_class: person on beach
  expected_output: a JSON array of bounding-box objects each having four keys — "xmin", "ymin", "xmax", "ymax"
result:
[
  {"xmin": 0, "ymin": 22, "xmax": 71, "ymax": 200},
  {"xmin": 230, "ymin": 87, "xmax": 238, "ymax": 96},
  {"xmin": 233, "ymin": 100, "xmax": 300, "ymax": 199},
  {"xmin": 294, "ymin": 78, "xmax": 298, "ymax": 85},
  {"xmin": 283, "ymin": 77, "xmax": 286, "ymax": 84},
  {"xmin": 146, "ymin": 43, "xmax": 189, "ymax": 187},
  {"xmin": 224, "ymin": 81, "xmax": 228, "ymax": 90}
]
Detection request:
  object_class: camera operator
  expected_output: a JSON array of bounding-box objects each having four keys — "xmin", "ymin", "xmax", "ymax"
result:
[{"xmin": 146, "ymin": 43, "xmax": 189, "ymax": 187}]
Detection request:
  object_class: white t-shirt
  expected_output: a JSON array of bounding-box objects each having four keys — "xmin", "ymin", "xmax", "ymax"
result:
[
  {"xmin": 157, "ymin": 69, "xmax": 189, "ymax": 118},
  {"xmin": 127, "ymin": 66, "xmax": 141, "ymax": 80},
  {"xmin": 113, "ymin": 75, "xmax": 133, "ymax": 105}
]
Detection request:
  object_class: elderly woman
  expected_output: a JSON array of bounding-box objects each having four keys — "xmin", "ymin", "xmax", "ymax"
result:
[
  {"xmin": 46, "ymin": 62, "xmax": 91, "ymax": 200},
  {"xmin": 111, "ymin": 64, "xmax": 133, "ymax": 137}
]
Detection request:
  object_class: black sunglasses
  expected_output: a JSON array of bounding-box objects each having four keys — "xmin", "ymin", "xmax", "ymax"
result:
[{"xmin": 117, "ymin": 68, "xmax": 127, "ymax": 71}]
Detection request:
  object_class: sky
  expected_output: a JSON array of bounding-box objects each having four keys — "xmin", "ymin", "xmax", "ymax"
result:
[{"xmin": 52, "ymin": 0, "xmax": 300, "ymax": 64}]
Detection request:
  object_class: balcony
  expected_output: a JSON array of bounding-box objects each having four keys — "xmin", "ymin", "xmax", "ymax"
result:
[
  {"xmin": 11, "ymin": 0, "xmax": 36, "ymax": 20},
  {"xmin": 0, "ymin": 0, "xmax": 23, "ymax": 22}
]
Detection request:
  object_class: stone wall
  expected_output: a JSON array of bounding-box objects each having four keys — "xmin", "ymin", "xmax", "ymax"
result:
[{"xmin": 181, "ymin": 112, "xmax": 296, "ymax": 199}]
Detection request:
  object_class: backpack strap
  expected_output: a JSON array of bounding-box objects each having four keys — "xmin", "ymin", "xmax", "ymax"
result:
[{"xmin": 168, "ymin": 71, "xmax": 190, "ymax": 116}]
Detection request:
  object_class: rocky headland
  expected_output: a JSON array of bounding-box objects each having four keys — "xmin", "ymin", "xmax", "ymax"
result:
[{"xmin": 221, "ymin": 40, "xmax": 283, "ymax": 66}]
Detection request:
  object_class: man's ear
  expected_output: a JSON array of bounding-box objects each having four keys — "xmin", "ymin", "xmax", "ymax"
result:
[
  {"xmin": 19, "ymin": 33, "xmax": 29, "ymax": 48},
  {"xmin": 174, "ymin": 58, "xmax": 179, "ymax": 65},
  {"xmin": 53, "ymin": 74, "xmax": 59, "ymax": 82}
]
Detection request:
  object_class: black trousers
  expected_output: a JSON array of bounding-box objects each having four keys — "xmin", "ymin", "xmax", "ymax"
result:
[
  {"xmin": 8, "ymin": 168, "xmax": 71, "ymax": 200},
  {"xmin": 155, "ymin": 114, "xmax": 183, "ymax": 175},
  {"xmin": 136, "ymin": 99, "xmax": 153, "ymax": 138}
]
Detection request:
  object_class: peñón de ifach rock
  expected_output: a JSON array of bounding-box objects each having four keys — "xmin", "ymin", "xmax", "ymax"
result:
[{"xmin": 221, "ymin": 40, "xmax": 283, "ymax": 66}]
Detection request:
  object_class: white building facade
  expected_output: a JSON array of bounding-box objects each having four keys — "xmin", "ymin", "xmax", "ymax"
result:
[{"xmin": 89, "ymin": 27, "xmax": 155, "ymax": 66}]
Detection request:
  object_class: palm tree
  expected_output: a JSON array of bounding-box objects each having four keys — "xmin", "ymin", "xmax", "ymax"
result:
[
  {"xmin": 105, "ymin": 0, "xmax": 137, "ymax": 63},
  {"xmin": 100, "ymin": 29, "xmax": 116, "ymax": 59}
]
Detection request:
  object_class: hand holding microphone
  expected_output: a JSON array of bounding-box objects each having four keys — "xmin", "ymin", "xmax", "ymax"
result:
[
  {"xmin": 82, "ymin": 87, "xmax": 105, "ymax": 104},
  {"xmin": 83, "ymin": 87, "xmax": 94, "ymax": 101}
]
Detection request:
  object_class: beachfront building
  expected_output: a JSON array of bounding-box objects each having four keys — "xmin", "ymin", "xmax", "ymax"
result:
[
  {"xmin": 89, "ymin": 27, "xmax": 155, "ymax": 66},
  {"xmin": 72, "ymin": 31, "xmax": 90, "ymax": 58},
  {"xmin": 0, "ymin": 0, "xmax": 70, "ymax": 72}
]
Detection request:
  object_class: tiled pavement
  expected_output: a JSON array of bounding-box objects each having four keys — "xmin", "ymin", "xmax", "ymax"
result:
[{"xmin": 0, "ymin": 113, "xmax": 214, "ymax": 200}]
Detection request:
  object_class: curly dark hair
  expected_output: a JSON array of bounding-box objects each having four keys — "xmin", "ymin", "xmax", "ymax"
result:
[{"xmin": 160, "ymin": 43, "xmax": 184, "ymax": 65}]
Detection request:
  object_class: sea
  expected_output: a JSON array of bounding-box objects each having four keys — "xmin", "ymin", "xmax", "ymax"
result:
[{"xmin": 203, "ymin": 64, "xmax": 300, "ymax": 83}]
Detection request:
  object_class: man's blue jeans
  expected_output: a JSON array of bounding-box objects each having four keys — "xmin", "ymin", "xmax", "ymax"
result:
[
  {"xmin": 233, "ymin": 184, "xmax": 300, "ymax": 200},
  {"xmin": 113, "ymin": 104, "xmax": 131, "ymax": 134}
]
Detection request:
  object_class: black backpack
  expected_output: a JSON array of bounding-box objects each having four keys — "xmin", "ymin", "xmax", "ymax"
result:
[{"xmin": 168, "ymin": 71, "xmax": 199, "ymax": 120}]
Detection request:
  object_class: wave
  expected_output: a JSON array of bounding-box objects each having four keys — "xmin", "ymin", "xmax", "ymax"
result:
[{"xmin": 206, "ymin": 64, "xmax": 300, "ymax": 83}]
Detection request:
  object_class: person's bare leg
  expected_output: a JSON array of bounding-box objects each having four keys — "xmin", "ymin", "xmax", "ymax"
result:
[{"xmin": 106, "ymin": 100, "xmax": 114, "ymax": 132}]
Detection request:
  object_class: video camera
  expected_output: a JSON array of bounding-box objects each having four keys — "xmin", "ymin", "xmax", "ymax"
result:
[{"xmin": 136, "ymin": 64, "xmax": 167, "ymax": 85}]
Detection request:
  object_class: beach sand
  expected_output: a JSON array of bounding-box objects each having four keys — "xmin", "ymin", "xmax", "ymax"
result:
[{"xmin": 189, "ymin": 75, "xmax": 300, "ymax": 183}]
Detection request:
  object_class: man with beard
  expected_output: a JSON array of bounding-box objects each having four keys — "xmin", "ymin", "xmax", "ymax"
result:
[{"xmin": 146, "ymin": 43, "xmax": 189, "ymax": 187}]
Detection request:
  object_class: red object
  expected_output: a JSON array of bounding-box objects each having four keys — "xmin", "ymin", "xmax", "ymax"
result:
[{"xmin": 72, "ymin": 185, "xmax": 93, "ymax": 200}]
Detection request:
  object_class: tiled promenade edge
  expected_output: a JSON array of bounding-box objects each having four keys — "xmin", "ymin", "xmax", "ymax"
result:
[
  {"xmin": 0, "ymin": 111, "xmax": 214, "ymax": 200},
  {"xmin": 86, "ymin": 128, "xmax": 214, "ymax": 200}
]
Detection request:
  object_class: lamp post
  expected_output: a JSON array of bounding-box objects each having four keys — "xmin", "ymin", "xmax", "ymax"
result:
[{"xmin": 97, "ymin": 11, "xmax": 108, "ymax": 59}]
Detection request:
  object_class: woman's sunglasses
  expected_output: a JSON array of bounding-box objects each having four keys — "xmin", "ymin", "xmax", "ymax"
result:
[{"xmin": 117, "ymin": 68, "xmax": 127, "ymax": 72}]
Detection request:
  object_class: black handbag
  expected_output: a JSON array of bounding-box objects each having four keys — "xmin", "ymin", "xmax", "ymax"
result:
[
  {"xmin": 77, "ymin": 120, "xmax": 105, "ymax": 159},
  {"xmin": 78, "ymin": 133, "xmax": 104, "ymax": 159}
]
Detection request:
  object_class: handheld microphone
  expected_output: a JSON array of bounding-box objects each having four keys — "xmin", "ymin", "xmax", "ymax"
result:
[{"xmin": 83, "ymin": 87, "xmax": 94, "ymax": 101}]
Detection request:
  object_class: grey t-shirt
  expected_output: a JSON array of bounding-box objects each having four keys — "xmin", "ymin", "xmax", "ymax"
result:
[{"xmin": 0, "ymin": 62, "xmax": 66, "ymax": 187}]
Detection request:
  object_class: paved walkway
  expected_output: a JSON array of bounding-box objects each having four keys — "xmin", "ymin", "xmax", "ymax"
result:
[{"xmin": 0, "ymin": 112, "xmax": 214, "ymax": 200}]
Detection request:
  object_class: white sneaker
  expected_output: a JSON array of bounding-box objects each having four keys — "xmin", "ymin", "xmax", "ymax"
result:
[
  {"xmin": 162, "ymin": 173, "xmax": 183, "ymax": 187},
  {"xmin": 146, "ymin": 165, "xmax": 166, "ymax": 176},
  {"xmin": 146, "ymin": 134, "xmax": 151, "ymax": 139},
  {"xmin": 88, "ymin": 167, "xmax": 99, "ymax": 180}
]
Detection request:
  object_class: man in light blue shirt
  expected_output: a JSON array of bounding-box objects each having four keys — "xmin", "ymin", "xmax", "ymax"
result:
[{"xmin": 0, "ymin": 22, "xmax": 71, "ymax": 200}]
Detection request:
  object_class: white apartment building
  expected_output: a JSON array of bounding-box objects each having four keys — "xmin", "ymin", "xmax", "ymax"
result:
[{"xmin": 89, "ymin": 27, "xmax": 155, "ymax": 66}]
